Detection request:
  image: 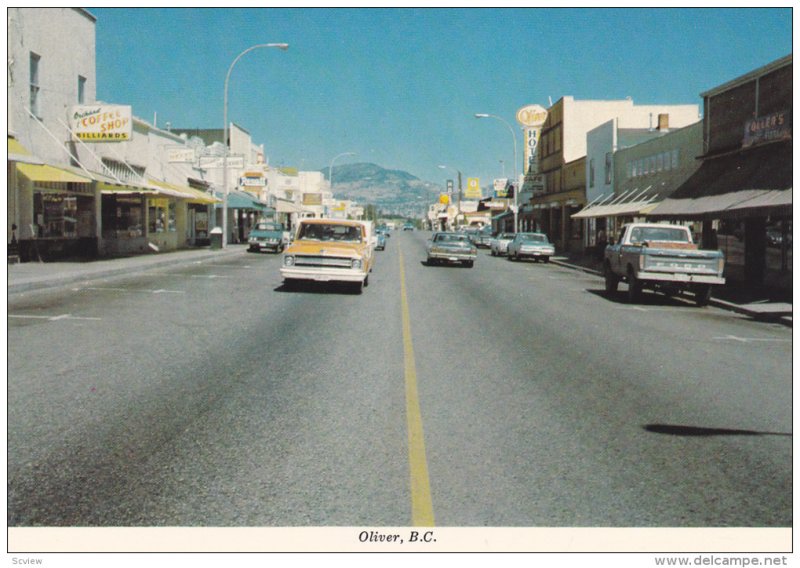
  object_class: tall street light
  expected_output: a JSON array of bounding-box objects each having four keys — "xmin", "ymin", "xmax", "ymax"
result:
[
  {"xmin": 222, "ymin": 43, "xmax": 288, "ymax": 247},
  {"xmin": 438, "ymin": 164, "xmax": 462, "ymax": 230},
  {"xmin": 475, "ymin": 113, "xmax": 518, "ymax": 233}
]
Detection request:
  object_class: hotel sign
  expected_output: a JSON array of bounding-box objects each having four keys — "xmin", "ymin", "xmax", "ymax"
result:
[
  {"xmin": 70, "ymin": 105, "xmax": 132, "ymax": 142},
  {"xmin": 743, "ymin": 110, "xmax": 791, "ymax": 148},
  {"xmin": 517, "ymin": 104, "xmax": 548, "ymax": 175}
]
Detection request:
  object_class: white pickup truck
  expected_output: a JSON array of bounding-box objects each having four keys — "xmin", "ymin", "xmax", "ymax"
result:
[{"xmin": 603, "ymin": 223, "xmax": 725, "ymax": 306}]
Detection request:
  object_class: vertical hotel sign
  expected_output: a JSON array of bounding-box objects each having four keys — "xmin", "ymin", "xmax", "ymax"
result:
[
  {"xmin": 70, "ymin": 105, "xmax": 132, "ymax": 142},
  {"xmin": 516, "ymin": 104, "xmax": 548, "ymax": 174}
]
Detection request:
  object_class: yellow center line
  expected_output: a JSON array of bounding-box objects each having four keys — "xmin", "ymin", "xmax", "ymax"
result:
[{"xmin": 399, "ymin": 248, "xmax": 435, "ymax": 527}]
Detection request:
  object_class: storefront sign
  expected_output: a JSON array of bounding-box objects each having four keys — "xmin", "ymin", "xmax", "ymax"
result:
[
  {"xmin": 494, "ymin": 178, "xmax": 509, "ymax": 198},
  {"xmin": 198, "ymin": 155, "xmax": 245, "ymax": 169},
  {"xmin": 516, "ymin": 104, "xmax": 548, "ymax": 128},
  {"xmin": 70, "ymin": 105, "xmax": 132, "ymax": 142},
  {"xmin": 168, "ymin": 148, "xmax": 196, "ymax": 163},
  {"xmin": 517, "ymin": 105, "xmax": 548, "ymax": 175},
  {"xmin": 241, "ymin": 172, "xmax": 266, "ymax": 187},
  {"xmin": 465, "ymin": 178, "xmax": 481, "ymax": 199},
  {"xmin": 302, "ymin": 193, "xmax": 323, "ymax": 206},
  {"xmin": 743, "ymin": 110, "xmax": 791, "ymax": 148},
  {"xmin": 439, "ymin": 194, "xmax": 450, "ymax": 205}
]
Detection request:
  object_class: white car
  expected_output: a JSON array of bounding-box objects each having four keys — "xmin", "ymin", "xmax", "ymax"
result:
[
  {"xmin": 489, "ymin": 233, "xmax": 515, "ymax": 256},
  {"xmin": 507, "ymin": 232, "xmax": 555, "ymax": 263}
]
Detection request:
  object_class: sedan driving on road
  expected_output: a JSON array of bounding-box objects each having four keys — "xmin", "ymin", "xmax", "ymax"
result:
[
  {"xmin": 426, "ymin": 232, "xmax": 478, "ymax": 267},
  {"xmin": 507, "ymin": 232, "xmax": 555, "ymax": 263}
]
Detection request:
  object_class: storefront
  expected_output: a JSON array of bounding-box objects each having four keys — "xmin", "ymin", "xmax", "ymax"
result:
[{"xmin": 12, "ymin": 159, "xmax": 97, "ymax": 262}]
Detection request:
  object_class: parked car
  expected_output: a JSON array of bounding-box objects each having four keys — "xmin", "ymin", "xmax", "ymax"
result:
[
  {"xmin": 280, "ymin": 219, "xmax": 374, "ymax": 293},
  {"xmin": 603, "ymin": 223, "xmax": 725, "ymax": 306},
  {"xmin": 490, "ymin": 232, "xmax": 515, "ymax": 256},
  {"xmin": 403, "ymin": 222, "xmax": 415, "ymax": 231},
  {"xmin": 474, "ymin": 226, "xmax": 494, "ymax": 248},
  {"xmin": 507, "ymin": 232, "xmax": 555, "ymax": 263},
  {"xmin": 248, "ymin": 221, "xmax": 289, "ymax": 253},
  {"xmin": 376, "ymin": 232, "xmax": 387, "ymax": 251},
  {"xmin": 425, "ymin": 232, "xmax": 477, "ymax": 267}
]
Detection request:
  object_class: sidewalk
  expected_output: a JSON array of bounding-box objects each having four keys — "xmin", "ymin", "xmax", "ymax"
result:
[
  {"xmin": 7, "ymin": 246, "xmax": 249, "ymax": 294},
  {"xmin": 551, "ymin": 252, "xmax": 793, "ymax": 328}
]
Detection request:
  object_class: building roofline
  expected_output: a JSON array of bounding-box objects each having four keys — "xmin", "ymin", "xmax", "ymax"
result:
[{"xmin": 701, "ymin": 54, "xmax": 792, "ymax": 98}]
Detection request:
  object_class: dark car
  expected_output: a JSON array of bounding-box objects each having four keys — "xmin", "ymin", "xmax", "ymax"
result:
[{"xmin": 248, "ymin": 221, "xmax": 288, "ymax": 253}]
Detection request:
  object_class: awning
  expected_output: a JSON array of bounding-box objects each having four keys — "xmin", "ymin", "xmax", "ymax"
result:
[
  {"xmin": 572, "ymin": 197, "xmax": 660, "ymax": 219},
  {"xmin": 648, "ymin": 142, "xmax": 791, "ymax": 219},
  {"xmin": 215, "ymin": 190, "xmax": 267, "ymax": 210},
  {"xmin": 16, "ymin": 162, "xmax": 93, "ymax": 184},
  {"xmin": 492, "ymin": 210, "xmax": 513, "ymax": 221},
  {"xmin": 8, "ymin": 137, "xmax": 44, "ymax": 165}
]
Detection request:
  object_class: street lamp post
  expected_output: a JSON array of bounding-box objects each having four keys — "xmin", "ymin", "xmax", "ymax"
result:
[
  {"xmin": 222, "ymin": 43, "xmax": 288, "ymax": 247},
  {"xmin": 475, "ymin": 113, "xmax": 518, "ymax": 233},
  {"xmin": 438, "ymin": 164, "xmax": 462, "ymax": 230}
]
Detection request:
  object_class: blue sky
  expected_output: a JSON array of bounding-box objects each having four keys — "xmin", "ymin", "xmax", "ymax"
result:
[{"xmin": 91, "ymin": 7, "xmax": 792, "ymax": 188}]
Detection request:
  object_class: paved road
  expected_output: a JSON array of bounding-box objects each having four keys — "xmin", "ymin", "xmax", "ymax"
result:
[{"xmin": 7, "ymin": 231, "xmax": 792, "ymax": 527}]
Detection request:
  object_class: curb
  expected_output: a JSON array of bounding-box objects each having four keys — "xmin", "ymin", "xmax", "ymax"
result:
[
  {"xmin": 550, "ymin": 258, "xmax": 792, "ymax": 328},
  {"xmin": 8, "ymin": 248, "xmax": 248, "ymax": 294}
]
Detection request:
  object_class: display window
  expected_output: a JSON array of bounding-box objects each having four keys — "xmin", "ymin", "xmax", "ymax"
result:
[
  {"xmin": 33, "ymin": 192, "xmax": 93, "ymax": 239},
  {"xmin": 101, "ymin": 195, "xmax": 144, "ymax": 238}
]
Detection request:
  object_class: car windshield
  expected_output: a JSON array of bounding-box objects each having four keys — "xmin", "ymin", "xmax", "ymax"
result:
[
  {"xmin": 500, "ymin": 233, "xmax": 514, "ymax": 239},
  {"xmin": 630, "ymin": 227, "xmax": 690, "ymax": 244},
  {"xmin": 298, "ymin": 223, "xmax": 362, "ymax": 243},
  {"xmin": 435, "ymin": 233, "xmax": 469, "ymax": 243},
  {"xmin": 255, "ymin": 223, "xmax": 282, "ymax": 231},
  {"xmin": 519, "ymin": 234, "xmax": 548, "ymax": 243}
]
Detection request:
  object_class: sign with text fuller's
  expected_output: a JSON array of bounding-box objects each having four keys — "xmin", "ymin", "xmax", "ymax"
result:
[
  {"xmin": 70, "ymin": 105, "xmax": 132, "ymax": 142},
  {"xmin": 743, "ymin": 110, "xmax": 791, "ymax": 148},
  {"xmin": 465, "ymin": 178, "xmax": 481, "ymax": 199}
]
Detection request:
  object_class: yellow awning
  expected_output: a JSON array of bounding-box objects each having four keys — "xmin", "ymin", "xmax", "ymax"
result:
[
  {"xmin": 8, "ymin": 137, "xmax": 32, "ymax": 156},
  {"xmin": 148, "ymin": 178, "xmax": 221, "ymax": 204},
  {"xmin": 16, "ymin": 162, "xmax": 93, "ymax": 184}
]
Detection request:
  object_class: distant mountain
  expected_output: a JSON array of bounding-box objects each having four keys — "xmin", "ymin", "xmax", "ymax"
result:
[{"xmin": 319, "ymin": 163, "xmax": 442, "ymax": 217}]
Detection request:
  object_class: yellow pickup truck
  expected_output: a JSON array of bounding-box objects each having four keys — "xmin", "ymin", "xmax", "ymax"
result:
[{"xmin": 280, "ymin": 218, "xmax": 374, "ymax": 293}]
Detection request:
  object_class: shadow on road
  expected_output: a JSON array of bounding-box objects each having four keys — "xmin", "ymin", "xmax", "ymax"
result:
[
  {"xmin": 274, "ymin": 281, "xmax": 363, "ymax": 295},
  {"xmin": 586, "ymin": 288, "xmax": 705, "ymax": 308},
  {"xmin": 644, "ymin": 424, "xmax": 792, "ymax": 437}
]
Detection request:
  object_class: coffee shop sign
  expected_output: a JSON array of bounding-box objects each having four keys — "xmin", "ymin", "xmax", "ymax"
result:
[
  {"xmin": 70, "ymin": 105, "xmax": 132, "ymax": 142},
  {"xmin": 743, "ymin": 110, "xmax": 791, "ymax": 148}
]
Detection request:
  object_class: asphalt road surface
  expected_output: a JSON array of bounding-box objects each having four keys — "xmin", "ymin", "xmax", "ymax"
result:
[{"xmin": 7, "ymin": 231, "xmax": 792, "ymax": 528}]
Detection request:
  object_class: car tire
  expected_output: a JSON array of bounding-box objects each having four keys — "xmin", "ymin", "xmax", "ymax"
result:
[
  {"xmin": 695, "ymin": 285, "xmax": 711, "ymax": 307},
  {"xmin": 464, "ymin": 260, "xmax": 474, "ymax": 268},
  {"xmin": 543, "ymin": 256, "xmax": 550, "ymax": 263},
  {"xmin": 627, "ymin": 267, "xmax": 641, "ymax": 303},
  {"xmin": 491, "ymin": 250, "xmax": 496, "ymax": 256}
]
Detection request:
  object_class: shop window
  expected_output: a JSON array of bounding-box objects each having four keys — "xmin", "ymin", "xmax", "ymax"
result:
[
  {"xmin": 672, "ymin": 149, "xmax": 679, "ymax": 169},
  {"xmin": 148, "ymin": 198, "xmax": 169, "ymax": 234},
  {"xmin": 102, "ymin": 195, "xmax": 143, "ymax": 238},
  {"xmin": 656, "ymin": 153, "xmax": 663, "ymax": 172},
  {"xmin": 168, "ymin": 201, "xmax": 177, "ymax": 232},
  {"xmin": 33, "ymin": 192, "xmax": 77, "ymax": 238},
  {"xmin": 30, "ymin": 52, "xmax": 41, "ymax": 118}
]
